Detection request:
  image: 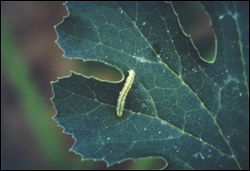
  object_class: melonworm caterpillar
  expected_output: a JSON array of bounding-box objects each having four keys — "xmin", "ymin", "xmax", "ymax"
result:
[{"xmin": 116, "ymin": 70, "xmax": 135, "ymax": 117}]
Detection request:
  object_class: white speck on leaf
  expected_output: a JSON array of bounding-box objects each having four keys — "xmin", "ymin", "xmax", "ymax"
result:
[
  {"xmin": 142, "ymin": 22, "xmax": 146, "ymax": 26},
  {"xmin": 192, "ymin": 68, "xmax": 197, "ymax": 73},
  {"xmin": 193, "ymin": 152, "xmax": 205, "ymax": 159},
  {"xmin": 200, "ymin": 102, "xmax": 205, "ymax": 108},
  {"xmin": 219, "ymin": 15, "xmax": 224, "ymax": 20},
  {"xmin": 106, "ymin": 137, "xmax": 111, "ymax": 140},
  {"xmin": 134, "ymin": 56, "xmax": 147, "ymax": 63},
  {"xmin": 119, "ymin": 7, "xmax": 123, "ymax": 14}
]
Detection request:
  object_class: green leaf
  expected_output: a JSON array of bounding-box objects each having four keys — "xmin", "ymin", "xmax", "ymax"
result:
[{"xmin": 51, "ymin": 1, "xmax": 249, "ymax": 169}]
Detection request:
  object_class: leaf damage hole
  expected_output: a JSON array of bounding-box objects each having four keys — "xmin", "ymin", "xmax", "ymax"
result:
[
  {"xmin": 72, "ymin": 60, "xmax": 123, "ymax": 82},
  {"xmin": 173, "ymin": 1, "xmax": 217, "ymax": 63},
  {"xmin": 127, "ymin": 156, "xmax": 168, "ymax": 170}
]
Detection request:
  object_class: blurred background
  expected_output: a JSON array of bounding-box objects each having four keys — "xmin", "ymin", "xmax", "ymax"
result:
[{"xmin": 1, "ymin": 1, "xmax": 215, "ymax": 170}]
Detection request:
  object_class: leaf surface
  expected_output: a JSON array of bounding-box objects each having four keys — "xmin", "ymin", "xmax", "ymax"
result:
[{"xmin": 52, "ymin": 1, "xmax": 249, "ymax": 169}]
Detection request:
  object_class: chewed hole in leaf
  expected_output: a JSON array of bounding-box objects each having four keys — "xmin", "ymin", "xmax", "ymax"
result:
[
  {"xmin": 173, "ymin": 1, "xmax": 217, "ymax": 63},
  {"xmin": 128, "ymin": 156, "xmax": 167, "ymax": 170},
  {"xmin": 72, "ymin": 60, "xmax": 123, "ymax": 82}
]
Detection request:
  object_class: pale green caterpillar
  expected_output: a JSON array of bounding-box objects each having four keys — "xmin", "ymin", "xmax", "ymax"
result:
[{"xmin": 116, "ymin": 70, "xmax": 135, "ymax": 117}]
